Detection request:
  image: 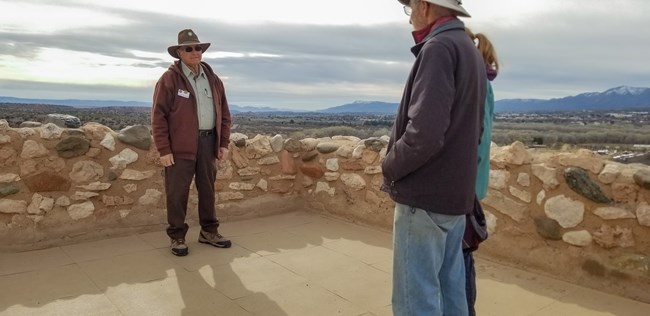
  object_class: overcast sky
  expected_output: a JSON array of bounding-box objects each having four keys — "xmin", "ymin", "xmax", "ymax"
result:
[{"xmin": 1, "ymin": 0, "xmax": 649, "ymax": 110}]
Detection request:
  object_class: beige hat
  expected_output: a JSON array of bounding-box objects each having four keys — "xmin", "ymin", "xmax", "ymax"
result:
[
  {"xmin": 167, "ymin": 29, "xmax": 211, "ymax": 59},
  {"xmin": 397, "ymin": 0, "xmax": 471, "ymax": 18}
]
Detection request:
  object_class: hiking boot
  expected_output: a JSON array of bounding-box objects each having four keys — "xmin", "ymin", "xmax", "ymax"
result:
[
  {"xmin": 198, "ymin": 230, "xmax": 231, "ymax": 248},
  {"xmin": 170, "ymin": 238, "xmax": 188, "ymax": 256}
]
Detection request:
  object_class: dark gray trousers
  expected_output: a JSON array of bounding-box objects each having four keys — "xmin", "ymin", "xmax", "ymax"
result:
[{"xmin": 164, "ymin": 133, "xmax": 219, "ymax": 240}]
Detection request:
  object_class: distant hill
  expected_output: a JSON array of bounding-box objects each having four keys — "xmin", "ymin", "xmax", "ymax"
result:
[
  {"xmin": 0, "ymin": 96, "xmax": 150, "ymax": 108},
  {"xmin": 318, "ymin": 101, "xmax": 398, "ymax": 114},
  {"xmin": 229, "ymin": 104, "xmax": 295, "ymax": 113},
  {"xmin": 496, "ymin": 86, "xmax": 650, "ymax": 112},
  {"xmin": 0, "ymin": 103, "xmax": 153, "ymax": 113},
  {"xmin": 206, "ymin": 101, "xmax": 399, "ymax": 114},
  {"xmin": 5, "ymin": 85, "xmax": 649, "ymax": 114},
  {"xmin": 0, "ymin": 103, "xmax": 75, "ymax": 111},
  {"xmin": 0, "ymin": 96, "xmax": 295, "ymax": 113}
]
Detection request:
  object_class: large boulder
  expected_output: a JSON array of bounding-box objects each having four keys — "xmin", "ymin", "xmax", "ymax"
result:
[
  {"xmin": 55, "ymin": 137, "xmax": 90, "ymax": 158},
  {"xmin": 44, "ymin": 114, "xmax": 81, "ymax": 128},
  {"xmin": 117, "ymin": 125, "xmax": 151, "ymax": 150},
  {"xmin": 564, "ymin": 167, "xmax": 611, "ymax": 203}
]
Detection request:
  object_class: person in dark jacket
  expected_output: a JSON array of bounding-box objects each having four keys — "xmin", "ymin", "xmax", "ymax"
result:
[
  {"xmin": 152, "ymin": 29, "xmax": 232, "ymax": 257},
  {"xmin": 383, "ymin": 1, "xmax": 486, "ymax": 315}
]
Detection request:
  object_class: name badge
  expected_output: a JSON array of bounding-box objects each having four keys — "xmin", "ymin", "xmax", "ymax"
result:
[{"xmin": 177, "ymin": 89, "xmax": 190, "ymax": 98}]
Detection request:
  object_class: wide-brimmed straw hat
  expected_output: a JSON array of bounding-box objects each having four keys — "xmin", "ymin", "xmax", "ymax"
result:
[
  {"xmin": 167, "ymin": 29, "xmax": 211, "ymax": 59},
  {"xmin": 397, "ymin": 0, "xmax": 471, "ymax": 18}
]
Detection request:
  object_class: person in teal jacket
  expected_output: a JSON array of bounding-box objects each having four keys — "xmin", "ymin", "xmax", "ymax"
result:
[
  {"xmin": 475, "ymin": 82, "xmax": 495, "ymax": 193},
  {"xmin": 464, "ymin": 27, "xmax": 499, "ymax": 316}
]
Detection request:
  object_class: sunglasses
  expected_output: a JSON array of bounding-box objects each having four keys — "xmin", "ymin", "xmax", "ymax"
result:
[{"xmin": 182, "ymin": 45, "xmax": 203, "ymax": 53}]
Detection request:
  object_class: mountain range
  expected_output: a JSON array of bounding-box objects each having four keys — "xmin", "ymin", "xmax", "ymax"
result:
[
  {"xmin": 495, "ymin": 86, "xmax": 650, "ymax": 112},
  {"xmin": 2, "ymin": 86, "xmax": 649, "ymax": 113},
  {"xmin": 0, "ymin": 96, "xmax": 150, "ymax": 108},
  {"xmin": 318, "ymin": 101, "xmax": 398, "ymax": 114}
]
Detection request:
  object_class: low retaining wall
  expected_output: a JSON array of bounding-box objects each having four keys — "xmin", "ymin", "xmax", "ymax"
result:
[{"xmin": 1, "ymin": 120, "xmax": 648, "ymax": 302}]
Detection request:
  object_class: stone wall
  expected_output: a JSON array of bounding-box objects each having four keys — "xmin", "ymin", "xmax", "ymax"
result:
[
  {"xmin": 479, "ymin": 141, "xmax": 650, "ymax": 303},
  {"xmin": 0, "ymin": 120, "xmax": 393, "ymax": 251},
  {"xmin": 1, "ymin": 119, "xmax": 649, "ymax": 302}
]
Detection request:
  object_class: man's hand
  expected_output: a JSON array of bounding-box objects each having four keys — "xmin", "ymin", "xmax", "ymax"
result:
[
  {"xmin": 218, "ymin": 147, "xmax": 229, "ymax": 160},
  {"xmin": 159, "ymin": 154, "xmax": 175, "ymax": 167}
]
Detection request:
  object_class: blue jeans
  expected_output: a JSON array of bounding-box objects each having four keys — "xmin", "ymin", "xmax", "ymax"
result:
[
  {"xmin": 392, "ymin": 203, "xmax": 468, "ymax": 316},
  {"xmin": 464, "ymin": 251, "xmax": 476, "ymax": 316}
]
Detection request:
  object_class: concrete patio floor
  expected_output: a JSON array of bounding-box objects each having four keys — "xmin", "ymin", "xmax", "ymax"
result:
[{"xmin": 1, "ymin": 211, "xmax": 648, "ymax": 316}]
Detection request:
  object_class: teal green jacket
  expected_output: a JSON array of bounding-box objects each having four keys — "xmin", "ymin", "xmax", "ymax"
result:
[{"xmin": 475, "ymin": 80, "xmax": 494, "ymax": 200}]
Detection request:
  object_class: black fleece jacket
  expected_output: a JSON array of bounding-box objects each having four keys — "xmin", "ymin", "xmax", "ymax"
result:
[{"xmin": 382, "ymin": 20, "xmax": 487, "ymax": 215}]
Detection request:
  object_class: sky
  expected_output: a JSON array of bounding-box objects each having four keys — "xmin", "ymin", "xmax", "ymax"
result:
[{"xmin": 1, "ymin": 0, "xmax": 649, "ymax": 110}]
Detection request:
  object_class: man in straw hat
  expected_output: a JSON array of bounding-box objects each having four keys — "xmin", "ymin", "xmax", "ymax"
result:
[
  {"xmin": 381, "ymin": 1, "xmax": 486, "ymax": 314},
  {"xmin": 152, "ymin": 29, "xmax": 232, "ymax": 257}
]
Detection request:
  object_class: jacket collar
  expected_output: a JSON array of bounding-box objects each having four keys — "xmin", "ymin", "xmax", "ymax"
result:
[
  {"xmin": 410, "ymin": 19, "xmax": 465, "ymax": 56},
  {"xmin": 412, "ymin": 16, "xmax": 457, "ymax": 44}
]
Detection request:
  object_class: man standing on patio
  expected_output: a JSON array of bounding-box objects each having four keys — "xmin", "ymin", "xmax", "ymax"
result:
[
  {"xmin": 381, "ymin": 1, "xmax": 486, "ymax": 315},
  {"xmin": 152, "ymin": 28, "xmax": 232, "ymax": 257}
]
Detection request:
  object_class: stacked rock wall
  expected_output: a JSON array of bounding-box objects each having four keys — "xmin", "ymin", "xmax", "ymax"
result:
[
  {"xmin": 480, "ymin": 141, "xmax": 650, "ymax": 302},
  {"xmin": 1, "ymin": 120, "xmax": 649, "ymax": 301},
  {"xmin": 0, "ymin": 120, "xmax": 393, "ymax": 251}
]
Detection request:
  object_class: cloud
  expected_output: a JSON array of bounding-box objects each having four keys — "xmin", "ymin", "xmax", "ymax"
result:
[
  {"xmin": 465, "ymin": 0, "xmax": 650, "ymax": 99},
  {"xmin": 1, "ymin": 0, "xmax": 649, "ymax": 109},
  {"xmin": 0, "ymin": 6, "xmax": 414, "ymax": 109}
]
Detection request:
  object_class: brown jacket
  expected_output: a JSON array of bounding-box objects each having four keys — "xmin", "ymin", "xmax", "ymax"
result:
[
  {"xmin": 381, "ymin": 19, "xmax": 486, "ymax": 216},
  {"xmin": 151, "ymin": 61, "xmax": 231, "ymax": 161}
]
